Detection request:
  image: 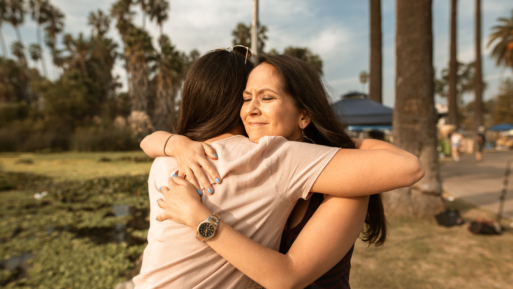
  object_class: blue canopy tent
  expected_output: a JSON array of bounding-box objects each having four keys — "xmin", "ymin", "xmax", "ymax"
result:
[
  {"xmin": 488, "ymin": 123, "xmax": 513, "ymax": 131},
  {"xmin": 332, "ymin": 92, "xmax": 393, "ymax": 130}
]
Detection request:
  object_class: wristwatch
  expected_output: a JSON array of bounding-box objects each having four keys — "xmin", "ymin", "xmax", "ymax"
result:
[{"xmin": 196, "ymin": 213, "xmax": 221, "ymax": 241}]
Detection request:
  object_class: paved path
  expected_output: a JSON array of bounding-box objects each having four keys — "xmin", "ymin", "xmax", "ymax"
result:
[{"xmin": 441, "ymin": 150, "xmax": 513, "ymax": 220}]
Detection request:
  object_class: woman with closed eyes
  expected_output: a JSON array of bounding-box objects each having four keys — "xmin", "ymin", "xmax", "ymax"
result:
[{"xmin": 134, "ymin": 50, "xmax": 424, "ymax": 289}]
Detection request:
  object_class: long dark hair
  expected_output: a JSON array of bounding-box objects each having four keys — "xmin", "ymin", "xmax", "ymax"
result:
[
  {"xmin": 175, "ymin": 50, "xmax": 254, "ymax": 141},
  {"xmin": 259, "ymin": 54, "xmax": 387, "ymax": 246}
]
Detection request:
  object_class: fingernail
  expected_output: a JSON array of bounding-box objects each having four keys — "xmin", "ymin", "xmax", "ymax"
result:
[
  {"xmin": 216, "ymin": 178, "xmax": 221, "ymax": 183},
  {"xmin": 156, "ymin": 199, "xmax": 158, "ymax": 203},
  {"xmin": 214, "ymin": 153, "xmax": 218, "ymax": 158},
  {"xmin": 158, "ymin": 187, "xmax": 161, "ymax": 191},
  {"xmin": 208, "ymin": 188, "xmax": 213, "ymax": 194},
  {"xmin": 156, "ymin": 218, "xmax": 158, "ymax": 220},
  {"xmin": 172, "ymin": 174, "xmax": 178, "ymax": 177},
  {"xmin": 197, "ymin": 189, "xmax": 202, "ymax": 196}
]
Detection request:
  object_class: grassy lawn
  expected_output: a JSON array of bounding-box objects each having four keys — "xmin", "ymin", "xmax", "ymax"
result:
[
  {"xmin": 1, "ymin": 152, "xmax": 512, "ymax": 288},
  {"xmin": 0, "ymin": 151, "xmax": 152, "ymax": 182}
]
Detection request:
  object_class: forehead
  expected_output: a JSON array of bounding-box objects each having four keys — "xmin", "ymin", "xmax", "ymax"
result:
[{"xmin": 247, "ymin": 63, "xmax": 283, "ymax": 89}]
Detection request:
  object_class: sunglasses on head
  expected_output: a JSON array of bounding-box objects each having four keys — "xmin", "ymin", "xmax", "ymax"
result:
[{"xmin": 207, "ymin": 45, "xmax": 253, "ymax": 64}]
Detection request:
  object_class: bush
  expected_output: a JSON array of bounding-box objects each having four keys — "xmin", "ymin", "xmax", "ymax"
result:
[{"xmin": 70, "ymin": 127, "xmax": 139, "ymax": 151}]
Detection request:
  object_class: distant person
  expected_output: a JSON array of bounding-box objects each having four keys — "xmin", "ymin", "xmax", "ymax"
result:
[
  {"xmin": 451, "ymin": 131, "xmax": 462, "ymax": 162},
  {"xmin": 476, "ymin": 126, "xmax": 486, "ymax": 162}
]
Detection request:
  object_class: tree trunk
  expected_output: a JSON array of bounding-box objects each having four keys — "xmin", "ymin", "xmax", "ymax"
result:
[
  {"xmin": 369, "ymin": 0, "xmax": 383, "ymax": 104},
  {"xmin": 251, "ymin": 0, "xmax": 259, "ymax": 64},
  {"xmin": 447, "ymin": 0, "xmax": 458, "ymax": 126},
  {"xmin": 473, "ymin": 0, "xmax": 483, "ymax": 129},
  {"xmin": 153, "ymin": 71, "xmax": 179, "ymax": 131},
  {"xmin": 0, "ymin": 28, "xmax": 7, "ymax": 57},
  {"xmin": 129, "ymin": 52, "xmax": 149, "ymax": 112},
  {"xmin": 384, "ymin": 0, "xmax": 445, "ymax": 217}
]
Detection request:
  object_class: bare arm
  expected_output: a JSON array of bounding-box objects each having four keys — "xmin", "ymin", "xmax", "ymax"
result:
[
  {"xmin": 311, "ymin": 139, "xmax": 425, "ymax": 197},
  {"xmin": 140, "ymin": 131, "xmax": 221, "ymax": 193},
  {"xmin": 158, "ymin": 176, "xmax": 368, "ymax": 289}
]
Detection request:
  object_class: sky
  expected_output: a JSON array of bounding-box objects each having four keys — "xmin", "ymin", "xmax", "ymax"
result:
[{"xmin": 4, "ymin": 0, "xmax": 513, "ymax": 108}]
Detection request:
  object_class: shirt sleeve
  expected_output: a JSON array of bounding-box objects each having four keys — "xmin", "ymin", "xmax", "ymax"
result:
[{"xmin": 263, "ymin": 136, "xmax": 340, "ymax": 203}]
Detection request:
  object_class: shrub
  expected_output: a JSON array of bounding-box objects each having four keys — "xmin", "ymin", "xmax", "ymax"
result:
[{"xmin": 70, "ymin": 127, "xmax": 139, "ymax": 151}]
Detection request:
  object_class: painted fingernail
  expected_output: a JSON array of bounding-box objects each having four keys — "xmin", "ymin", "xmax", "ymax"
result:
[
  {"xmin": 216, "ymin": 178, "xmax": 221, "ymax": 183},
  {"xmin": 156, "ymin": 218, "xmax": 158, "ymax": 220},
  {"xmin": 197, "ymin": 189, "xmax": 202, "ymax": 196},
  {"xmin": 172, "ymin": 174, "xmax": 178, "ymax": 177},
  {"xmin": 156, "ymin": 199, "xmax": 158, "ymax": 203},
  {"xmin": 158, "ymin": 187, "xmax": 161, "ymax": 192},
  {"xmin": 208, "ymin": 188, "xmax": 213, "ymax": 194},
  {"xmin": 214, "ymin": 153, "xmax": 218, "ymax": 158}
]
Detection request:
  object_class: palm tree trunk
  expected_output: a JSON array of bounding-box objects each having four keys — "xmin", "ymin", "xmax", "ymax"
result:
[
  {"xmin": 384, "ymin": 0, "xmax": 444, "ymax": 217},
  {"xmin": 447, "ymin": 0, "xmax": 458, "ymax": 126},
  {"xmin": 473, "ymin": 0, "xmax": 483, "ymax": 129},
  {"xmin": 153, "ymin": 71, "xmax": 179, "ymax": 131},
  {"xmin": 369, "ymin": 0, "xmax": 383, "ymax": 103},
  {"xmin": 0, "ymin": 28, "xmax": 7, "ymax": 57},
  {"xmin": 15, "ymin": 26, "xmax": 23, "ymax": 45}
]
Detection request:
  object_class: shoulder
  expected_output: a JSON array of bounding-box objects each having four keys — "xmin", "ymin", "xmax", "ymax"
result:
[{"xmin": 149, "ymin": 157, "xmax": 178, "ymax": 179}]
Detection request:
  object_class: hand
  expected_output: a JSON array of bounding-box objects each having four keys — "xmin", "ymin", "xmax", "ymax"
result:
[
  {"xmin": 157, "ymin": 175, "xmax": 212, "ymax": 228},
  {"xmin": 168, "ymin": 135, "xmax": 222, "ymax": 194}
]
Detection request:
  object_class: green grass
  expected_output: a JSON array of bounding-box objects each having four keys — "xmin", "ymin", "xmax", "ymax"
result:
[{"xmin": 0, "ymin": 151, "xmax": 152, "ymax": 182}]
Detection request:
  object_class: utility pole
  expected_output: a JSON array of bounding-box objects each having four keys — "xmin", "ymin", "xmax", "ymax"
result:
[
  {"xmin": 473, "ymin": 0, "xmax": 483, "ymax": 129},
  {"xmin": 251, "ymin": 0, "xmax": 259, "ymax": 64}
]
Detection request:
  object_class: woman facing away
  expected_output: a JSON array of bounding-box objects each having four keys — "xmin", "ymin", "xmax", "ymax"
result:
[{"xmin": 134, "ymin": 50, "xmax": 424, "ymax": 289}]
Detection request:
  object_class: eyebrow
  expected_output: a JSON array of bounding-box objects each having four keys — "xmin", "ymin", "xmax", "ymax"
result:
[{"xmin": 243, "ymin": 88, "xmax": 280, "ymax": 95}]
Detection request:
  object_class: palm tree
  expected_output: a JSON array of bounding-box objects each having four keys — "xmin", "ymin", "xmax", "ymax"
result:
[
  {"xmin": 62, "ymin": 33, "xmax": 90, "ymax": 78},
  {"xmin": 5, "ymin": 0, "xmax": 25, "ymax": 45},
  {"xmin": 487, "ymin": 10, "xmax": 513, "ymax": 69},
  {"xmin": 148, "ymin": 0, "xmax": 168, "ymax": 37},
  {"xmin": 231, "ymin": 22, "xmax": 268, "ymax": 53},
  {"xmin": 28, "ymin": 43, "xmax": 42, "ymax": 70},
  {"xmin": 11, "ymin": 41, "xmax": 26, "ymax": 66},
  {"xmin": 282, "ymin": 46, "xmax": 323, "ymax": 75},
  {"xmin": 232, "ymin": 23, "xmax": 250, "ymax": 47},
  {"xmin": 447, "ymin": 0, "xmax": 458, "ymax": 127},
  {"xmin": 153, "ymin": 34, "xmax": 183, "ymax": 130},
  {"xmin": 369, "ymin": 0, "xmax": 382, "ymax": 103},
  {"xmin": 124, "ymin": 27, "xmax": 153, "ymax": 112},
  {"xmin": 29, "ymin": 0, "xmax": 49, "ymax": 77},
  {"xmin": 387, "ymin": 0, "xmax": 444, "ymax": 217},
  {"xmin": 44, "ymin": 4, "xmax": 64, "ymax": 77},
  {"xmin": 88, "ymin": 9, "xmax": 110, "ymax": 38},
  {"xmin": 111, "ymin": 0, "xmax": 134, "ymax": 91},
  {"xmin": 136, "ymin": 0, "xmax": 149, "ymax": 29},
  {"xmin": 0, "ymin": 0, "xmax": 8, "ymax": 57},
  {"xmin": 88, "ymin": 10, "xmax": 118, "ymax": 99},
  {"xmin": 474, "ymin": 0, "xmax": 483, "ymax": 129}
]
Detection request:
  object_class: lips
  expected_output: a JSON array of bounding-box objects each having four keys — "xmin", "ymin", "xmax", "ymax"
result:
[{"xmin": 248, "ymin": 122, "xmax": 267, "ymax": 127}]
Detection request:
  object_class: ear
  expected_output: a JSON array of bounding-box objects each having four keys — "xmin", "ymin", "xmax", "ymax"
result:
[{"xmin": 298, "ymin": 109, "xmax": 312, "ymax": 129}]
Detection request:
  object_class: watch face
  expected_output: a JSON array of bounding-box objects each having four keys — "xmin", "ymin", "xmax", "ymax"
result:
[{"xmin": 198, "ymin": 222, "xmax": 215, "ymax": 238}]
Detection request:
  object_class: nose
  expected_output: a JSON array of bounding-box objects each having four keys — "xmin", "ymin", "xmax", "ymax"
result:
[{"xmin": 245, "ymin": 98, "xmax": 261, "ymax": 117}]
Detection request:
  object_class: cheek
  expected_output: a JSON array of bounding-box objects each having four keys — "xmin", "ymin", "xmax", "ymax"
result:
[{"xmin": 267, "ymin": 105, "xmax": 299, "ymax": 135}]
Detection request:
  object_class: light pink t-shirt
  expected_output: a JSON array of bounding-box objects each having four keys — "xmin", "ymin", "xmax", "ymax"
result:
[{"xmin": 133, "ymin": 135, "xmax": 339, "ymax": 289}]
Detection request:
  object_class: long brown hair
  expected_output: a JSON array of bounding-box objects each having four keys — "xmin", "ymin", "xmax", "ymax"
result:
[
  {"xmin": 174, "ymin": 50, "xmax": 254, "ymax": 141},
  {"xmin": 259, "ymin": 54, "xmax": 387, "ymax": 246}
]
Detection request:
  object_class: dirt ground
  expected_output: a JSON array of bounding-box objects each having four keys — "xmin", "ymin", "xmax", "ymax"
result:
[{"xmin": 350, "ymin": 196, "xmax": 513, "ymax": 289}]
